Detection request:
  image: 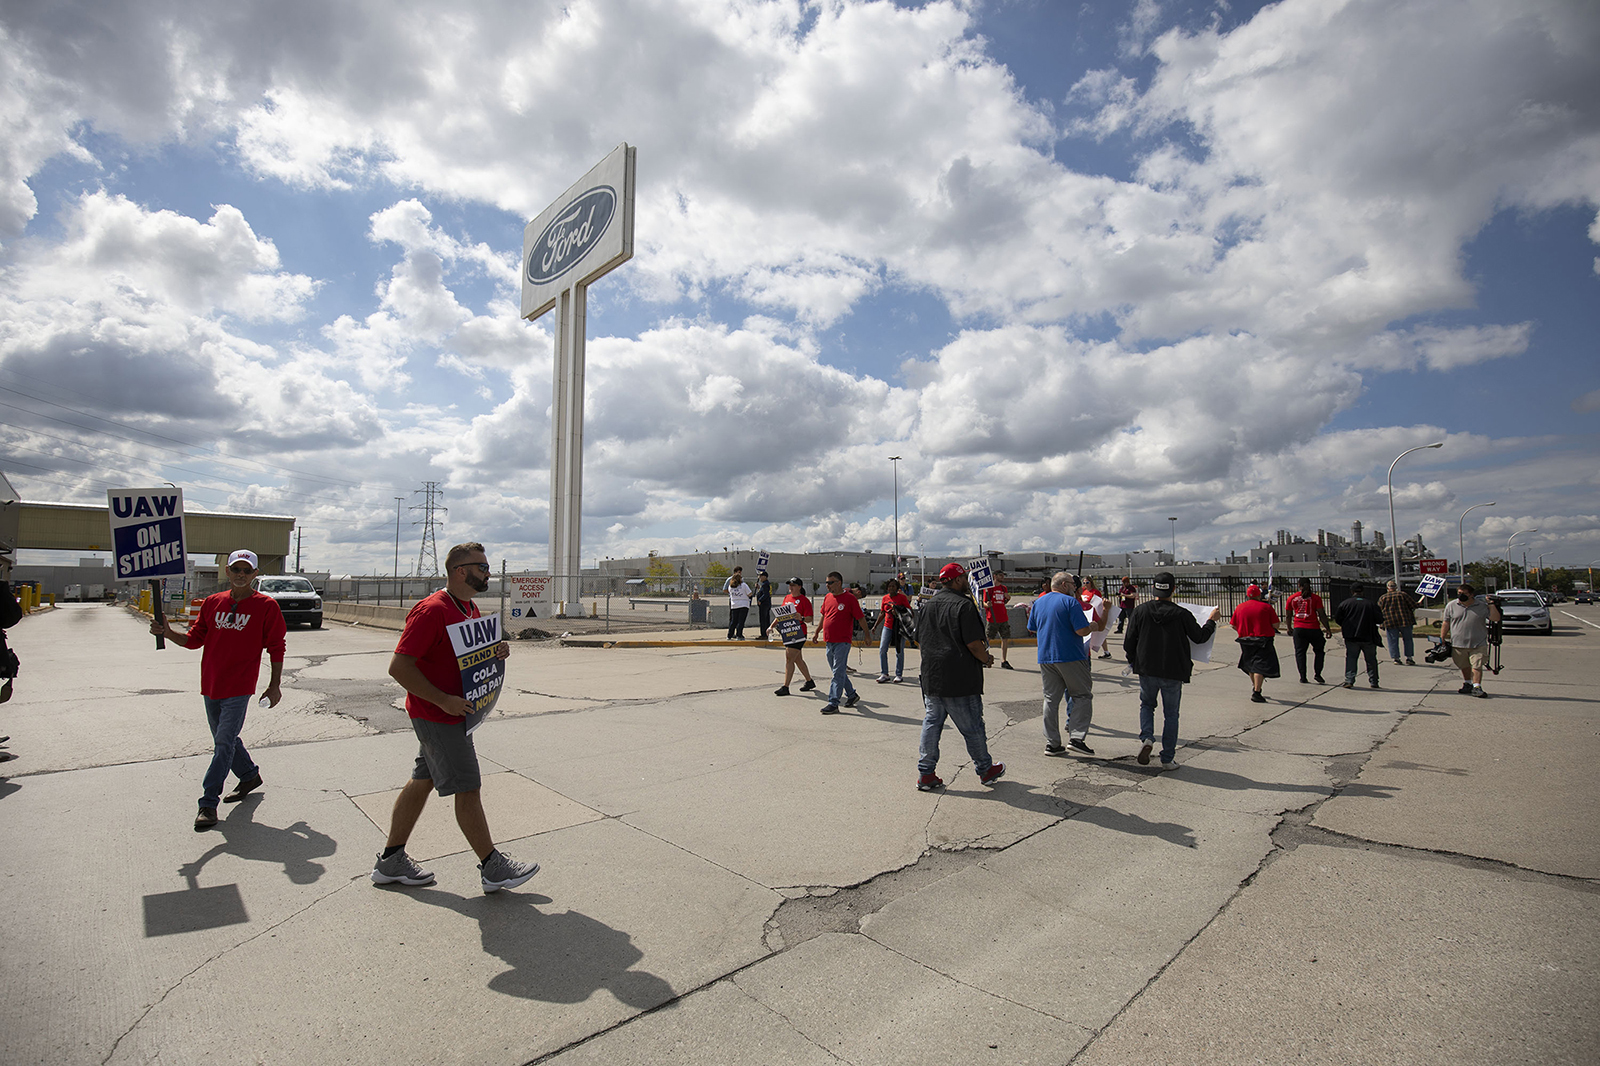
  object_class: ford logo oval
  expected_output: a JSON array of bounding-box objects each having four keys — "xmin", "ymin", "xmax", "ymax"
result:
[{"xmin": 527, "ymin": 186, "xmax": 617, "ymax": 285}]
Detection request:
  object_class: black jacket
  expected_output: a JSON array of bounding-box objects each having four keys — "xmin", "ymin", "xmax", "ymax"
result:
[
  {"xmin": 1124, "ymin": 598, "xmax": 1216, "ymax": 683},
  {"xmin": 1332, "ymin": 595, "xmax": 1383, "ymax": 644}
]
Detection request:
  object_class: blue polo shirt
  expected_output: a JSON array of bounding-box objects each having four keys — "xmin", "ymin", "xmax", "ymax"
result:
[{"xmin": 1028, "ymin": 592, "xmax": 1091, "ymax": 663}]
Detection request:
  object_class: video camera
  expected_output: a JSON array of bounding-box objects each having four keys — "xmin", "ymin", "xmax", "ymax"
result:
[{"xmin": 1423, "ymin": 638, "xmax": 1453, "ymax": 664}]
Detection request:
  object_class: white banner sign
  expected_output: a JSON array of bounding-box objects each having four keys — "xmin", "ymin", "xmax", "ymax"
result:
[{"xmin": 1177, "ymin": 601, "xmax": 1218, "ymax": 663}]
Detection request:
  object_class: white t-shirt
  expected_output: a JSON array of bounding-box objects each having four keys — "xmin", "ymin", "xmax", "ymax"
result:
[{"xmin": 727, "ymin": 581, "xmax": 752, "ymax": 609}]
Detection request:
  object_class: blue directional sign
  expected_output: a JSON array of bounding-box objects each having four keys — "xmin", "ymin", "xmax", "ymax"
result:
[{"xmin": 108, "ymin": 488, "xmax": 187, "ymax": 581}]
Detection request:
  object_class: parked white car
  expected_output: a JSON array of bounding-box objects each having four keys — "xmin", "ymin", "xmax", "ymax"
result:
[{"xmin": 256, "ymin": 576, "xmax": 323, "ymax": 629}]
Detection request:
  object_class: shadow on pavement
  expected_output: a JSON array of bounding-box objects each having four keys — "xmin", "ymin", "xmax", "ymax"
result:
[
  {"xmin": 1074, "ymin": 804, "xmax": 1197, "ymax": 848},
  {"xmin": 1379, "ymin": 760, "xmax": 1469, "ymax": 776},
  {"xmin": 846, "ymin": 701, "xmax": 924, "ymax": 727},
  {"xmin": 179, "ymin": 795, "xmax": 338, "ymax": 886},
  {"xmin": 404, "ymin": 888, "xmax": 677, "ymax": 1008},
  {"xmin": 1148, "ymin": 763, "xmax": 1399, "ymax": 801}
]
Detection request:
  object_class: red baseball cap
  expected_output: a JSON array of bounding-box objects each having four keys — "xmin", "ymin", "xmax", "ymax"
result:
[
  {"xmin": 1246, "ymin": 583, "xmax": 1263, "ymax": 598},
  {"xmin": 938, "ymin": 563, "xmax": 966, "ymax": 582}
]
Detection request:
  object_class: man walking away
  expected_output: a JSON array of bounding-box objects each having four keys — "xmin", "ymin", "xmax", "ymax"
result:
[
  {"xmin": 915, "ymin": 564, "xmax": 1004, "ymax": 791},
  {"xmin": 811, "ymin": 571, "xmax": 863, "ymax": 714},
  {"xmin": 1379, "ymin": 580, "xmax": 1419, "ymax": 665},
  {"xmin": 725, "ymin": 566, "xmax": 752, "ymax": 640},
  {"xmin": 755, "ymin": 569, "xmax": 773, "ymax": 640},
  {"xmin": 1332, "ymin": 584, "xmax": 1384, "ymax": 690},
  {"xmin": 1229, "ymin": 584, "xmax": 1280, "ymax": 703},
  {"xmin": 151, "ymin": 549, "xmax": 284, "ymax": 831},
  {"xmin": 1285, "ymin": 577, "xmax": 1331, "ymax": 684},
  {"xmin": 981, "ymin": 572, "xmax": 1014, "ymax": 669},
  {"xmin": 371, "ymin": 541, "xmax": 539, "ymax": 894},
  {"xmin": 1441, "ymin": 582, "xmax": 1499, "ymax": 698},
  {"xmin": 1125, "ymin": 572, "xmax": 1217, "ymax": 770},
  {"xmin": 1027, "ymin": 572, "xmax": 1097, "ymax": 755}
]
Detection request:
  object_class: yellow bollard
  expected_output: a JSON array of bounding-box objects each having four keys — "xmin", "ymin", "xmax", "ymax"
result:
[{"xmin": 138, "ymin": 588, "xmax": 151, "ymax": 613}]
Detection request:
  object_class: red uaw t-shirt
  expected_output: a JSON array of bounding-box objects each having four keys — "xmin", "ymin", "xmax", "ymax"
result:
[
  {"xmin": 395, "ymin": 590, "xmax": 480, "ymax": 724},
  {"xmin": 1286, "ymin": 592, "xmax": 1324, "ymax": 630},
  {"xmin": 981, "ymin": 584, "xmax": 1009, "ymax": 623},
  {"xmin": 880, "ymin": 592, "xmax": 911, "ymax": 629},
  {"xmin": 1230, "ymin": 599, "xmax": 1280, "ymax": 638},
  {"xmin": 818, "ymin": 591, "xmax": 864, "ymax": 642},
  {"xmin": 184, "ymin": 591, "xmax": 287, "ymax": 699},
  {"xmin": 782, "ymin": 593, "xmax": 812, "ymax": 639}
]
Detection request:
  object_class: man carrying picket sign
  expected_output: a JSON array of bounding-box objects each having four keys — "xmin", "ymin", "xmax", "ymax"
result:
[
  {"xmin": 370, "ymin": 541, "xmax": 539, "ymax": 894},
  {"xmin": 152, "ymin": 549, "xmax": 284, "ymax": 832}
]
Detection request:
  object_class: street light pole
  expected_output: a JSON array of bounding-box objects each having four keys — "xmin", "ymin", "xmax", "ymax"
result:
[
  {"xmin": 1168, "ymin": 517, "xmax": 1177, "ymax": 562},
  {"xmin": 1457, "ymin": 501, "xmax": 1495, "ymax": 583},
  {"xmin": 889, "ymin": 455, "xmax": 902, "ymax": 571},
  {"xmin": 394, "ymin": 496, "xmax": 404, "ymax": 605},
  {"xmin": 1506, "ymin": 528, "xmax": 1537, "ymax": 589},
  {"xmin": 1388, "ymin": 441, "xmax": 1444, "ymax": 587}
]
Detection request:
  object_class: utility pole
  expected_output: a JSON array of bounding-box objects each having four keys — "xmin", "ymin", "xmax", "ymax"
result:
[
  {"xmin": 393, "ymin": 496, "xmax": 404, "ymax": 604},
  {"xmin": 294, "ymin": 527, "xmax": 302, "ymax": 573},
  {"xmin": 412, "ymin": 482, "xmax": 446, "ymax": 577}
]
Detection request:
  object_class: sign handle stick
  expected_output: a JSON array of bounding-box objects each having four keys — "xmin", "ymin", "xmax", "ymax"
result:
[{"xmin": 150, "ymin": 578, "xmax": 166, "ymax": 650}]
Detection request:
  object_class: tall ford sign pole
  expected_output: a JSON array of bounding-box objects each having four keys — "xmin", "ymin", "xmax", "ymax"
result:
[{"xmin": 522, "ymin": 144, "xmax": 636, "ymax": 613}]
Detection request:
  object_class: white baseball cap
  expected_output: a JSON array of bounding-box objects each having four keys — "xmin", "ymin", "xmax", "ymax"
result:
[{"xmin": 227, "ymin": 549, "xmax": 259, "ymax": 570}]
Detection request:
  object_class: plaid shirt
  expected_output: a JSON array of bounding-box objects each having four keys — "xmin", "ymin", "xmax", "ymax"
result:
[{"xmin": 1378, "ymin": 590, "xmax": 1418, "ymax": 628}]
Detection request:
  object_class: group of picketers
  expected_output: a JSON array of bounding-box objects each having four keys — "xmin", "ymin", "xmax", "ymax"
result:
[
  {"xmin": 1225, "ymin": 577, "xmax": 1503, "ymax": 702},
  {"xmin": 750, "ymin": 563, "xmax": 1221, "ymax": 785},
  {"xmin": 151, "ymin": 547, "xmax": 1511, "ymax": 880}
]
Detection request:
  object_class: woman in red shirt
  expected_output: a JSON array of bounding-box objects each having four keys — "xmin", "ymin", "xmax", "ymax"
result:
[
  {"xmin": 1229, "ymin": 584, "xmax": 1281, "ymax": 704},
  {"xmin": 876, "ymin": 578, "xmax": 912, "ymax": 683},
  {"xmin": 772, "ymin": 578, "xmax": 816, "ymax": 697}
]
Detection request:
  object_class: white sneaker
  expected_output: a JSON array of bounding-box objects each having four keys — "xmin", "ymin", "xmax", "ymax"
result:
[
  {"xmin": 875, "ymin": 674, "xmax": 891, "ymax": 684},
  {"xmin": 479, "ymin": 849, "xmax": 540, "ymax": 893},
  {"xmin": 1137, "ymin": 740, "xmax": 1152, "ymax": 765},
  {"xmin": 1159, "ymin": 759, "xmax": 1179, "ymax": 771},
  {"xmin": 371, "ymin": 849, "xmax": 435, "ymax": 886}
]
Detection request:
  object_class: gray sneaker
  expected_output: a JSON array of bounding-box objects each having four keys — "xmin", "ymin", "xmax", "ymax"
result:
[
  {"xmin": 479, "ymin": 849, "xmax": 540, "ymax": 893},
  {"xmin": 371, "ymin": 849, "xmax": 435, "ymax": 886}
]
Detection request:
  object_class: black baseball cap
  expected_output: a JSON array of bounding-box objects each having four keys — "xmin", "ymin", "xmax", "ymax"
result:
[{"xmin": 1152, "ymin": 572, "xmax": 1175, "ymax": 593}]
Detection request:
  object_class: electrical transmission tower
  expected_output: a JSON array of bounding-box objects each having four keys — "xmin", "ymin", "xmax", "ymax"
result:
[{"xmin": 411, "ymin": 482, "xmax": 446, "ymax": 576}]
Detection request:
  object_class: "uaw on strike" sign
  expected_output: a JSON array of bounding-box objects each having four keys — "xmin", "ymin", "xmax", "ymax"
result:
[{"xmin": 108, "ymin": 488, "xmax": 187, "ymax": 581}]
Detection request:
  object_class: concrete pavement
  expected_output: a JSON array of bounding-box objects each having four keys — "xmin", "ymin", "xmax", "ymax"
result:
[{"xmin": 0, "ymin": 602, "xmax": 1595, "ymax": 1065}]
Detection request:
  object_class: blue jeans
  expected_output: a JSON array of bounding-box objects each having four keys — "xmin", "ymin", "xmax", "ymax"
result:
[
  {"xmin": 878, "ymin": 626, "xmax": 904, "ymax": 678},
  {"xmin": 1345, "ymin": 641, "xmax": 1380, "ymax": 685},
  {"xmin": 201, "ymin": 694, "xmax": 257, "ymax": 809},
  {"xmin": 1385, "ymin": 626, "xmax": 1414, "ymax": 660},
  {"xmin": 917, "ymin": 694, "xmax": 994, "ymax": 775},
  {"xmin": 825, "ymin": 642, "xmax": 857, "ymax": 705},
  {"xmin": 1138, "ymin": 676, "xmax": 1183, "ymax": 764}
]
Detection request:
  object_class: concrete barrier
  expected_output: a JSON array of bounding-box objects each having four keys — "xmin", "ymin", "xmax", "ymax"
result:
[{"xmin": 323, "ymin": 602, "xmax": 411, "ymax": 631}]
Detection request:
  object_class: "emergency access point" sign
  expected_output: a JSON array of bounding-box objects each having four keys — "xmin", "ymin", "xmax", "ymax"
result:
[{"xmin": 108, "ymin": 488, "xmax": 187, "ymax": 581}]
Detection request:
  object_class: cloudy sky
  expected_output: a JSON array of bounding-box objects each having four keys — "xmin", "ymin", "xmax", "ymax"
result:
[{"xmin": 3, "ymin": 0, "xmax": 1597, "ymax": 575}]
